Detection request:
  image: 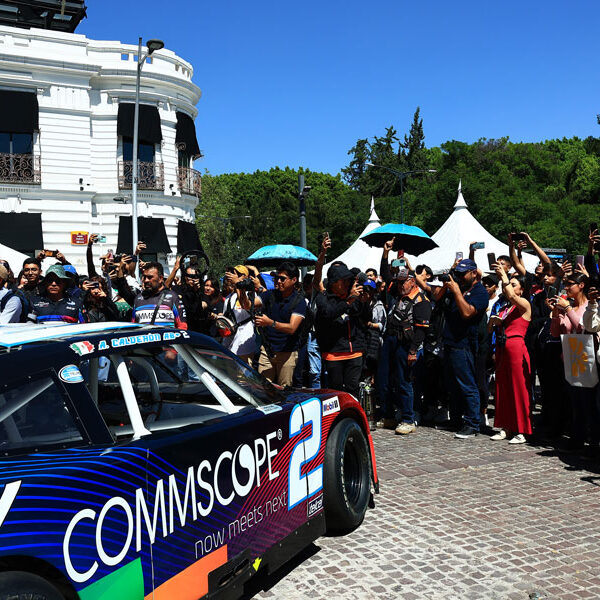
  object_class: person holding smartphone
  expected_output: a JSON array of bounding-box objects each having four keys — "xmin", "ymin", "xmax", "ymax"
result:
[
  {"xmin": 550, "ymin": 272, "xmax": 599, "ymax": 453},
  {"xmin": 82, "ymin": 276, "xmax": 122, "ymax": 322},
  {"xmin": 488, "ymin": 265, "xmax": 532, "ymax": 444}
]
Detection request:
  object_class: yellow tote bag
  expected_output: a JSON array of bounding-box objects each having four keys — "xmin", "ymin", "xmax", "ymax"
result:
[{"xmin": 561, "ymin": 334, "xmax": 599, "ymax": 388}]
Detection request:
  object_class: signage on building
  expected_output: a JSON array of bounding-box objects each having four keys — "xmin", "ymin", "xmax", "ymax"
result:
[{"xmin": 71, "ymin": 231, "xmax": 89, "ymax": 245}]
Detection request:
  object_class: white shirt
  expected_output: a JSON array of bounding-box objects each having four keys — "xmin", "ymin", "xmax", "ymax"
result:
[{"xmin": 221, "ymin": 292, "xmax": 256, "ymax": 357}]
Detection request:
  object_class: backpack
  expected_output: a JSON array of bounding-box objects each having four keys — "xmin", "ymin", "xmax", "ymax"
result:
[
  {"xmin": 216, "ymin": 293, "xmax": 253, "ymax": 338},
  {"xmin": 0, "ymin": 289, "xmax": 29, "ymax": 323}
]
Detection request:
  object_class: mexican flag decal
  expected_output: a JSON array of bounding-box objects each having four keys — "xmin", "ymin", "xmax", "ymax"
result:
[{"xmin": 70, "ymin": 341, "xmax": 95, "ymax": 356}]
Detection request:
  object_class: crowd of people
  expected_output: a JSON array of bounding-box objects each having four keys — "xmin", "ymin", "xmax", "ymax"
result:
[{"xmin": 2, "ymin": 227, "xmax": 600, "ymax": 454}]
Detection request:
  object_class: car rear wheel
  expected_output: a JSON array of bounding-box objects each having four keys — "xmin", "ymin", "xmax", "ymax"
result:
[
  {"xmin": 323, "ymin": 417, "xmax": 371, "ymax": 534},
  {"xmin": 0, "ymin": 571, "xmax": 65, "ymax": 600}
]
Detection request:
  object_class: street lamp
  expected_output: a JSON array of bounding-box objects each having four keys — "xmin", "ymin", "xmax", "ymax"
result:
[
  {"xmin": 131, "ymin": 37, "xmax": 164, "ymax": 254},
  {"xmin": 298, "ymin": 174, "xmax": 311, "ymax": 277},
  {"xmin": 366, "ymin": 163, "xmax": 436, "ymax": 223}
]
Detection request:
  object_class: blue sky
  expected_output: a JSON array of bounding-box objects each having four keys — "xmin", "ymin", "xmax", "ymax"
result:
[{"xmin": 79, "ymin": 0, "xmax": 600, "ymax": 176}]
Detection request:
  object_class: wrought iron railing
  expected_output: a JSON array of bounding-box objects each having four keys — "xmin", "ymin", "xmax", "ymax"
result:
[
  {"xmin": 0, "ymin": 153, "xmax": 41, "ymax": 184},
  {"xmin": 177, "ymin": 166, "xmax": 202, "ymax": 196},
  {"xmin": 118, "ymin": 161, "xmax": 164, "ymax": 191}
]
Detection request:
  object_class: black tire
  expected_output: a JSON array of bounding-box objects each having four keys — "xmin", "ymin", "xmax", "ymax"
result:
[
  {"xmin": 0, "ymin": 571, "xmax": 65, "ymax": 600},
  {"xmin": 323, "ymin": 417, "xmax": 371, "ymax": 535}
]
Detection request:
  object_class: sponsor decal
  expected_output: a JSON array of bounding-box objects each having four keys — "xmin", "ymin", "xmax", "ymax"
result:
[
  {"xmin": 59, "ymin": 365, "xmax": 84, "ymax": 384},
  {"xmin": 252, "ymin": 557, "xmax": 262, "ymax": 572},
  {"xmin": 70, "ymin": 341, "xmax": 95, "ymax": 356},
  {"xmin": 63, "ymin": 431, "xmax": 281, "ymax": 583},
  {"xmin": 322, "ymin": 395, "xmax": 340, "ymax": 417},
  {"xmin": 0, "ymin": 481, "xmax": 21, "ymax": 529},
  {"xmin": 256, "ymin": 404, "xmax": 283, "ymax": 415},
  {"xmin": 97, "ymin": 332, "xmax": 181, "ymax": 352},
  {"xmin": 307, "ymin": 493, "xmax": 323, "ymax": 518}
]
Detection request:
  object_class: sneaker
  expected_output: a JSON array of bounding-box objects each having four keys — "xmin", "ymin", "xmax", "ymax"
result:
[
  {"xmin": 395, "ymin": 422, "xmax": 417, "ymax": 435},
  {"xmin": 490, "ymin": 429, "xmax": 507, "ymax": 441},
  {"xmin": 508, "ymin": 434, "xmax": 526, "ymax": 444},
  {"xmin": 376, "ymin": 418, "xmax": 397, "ymax": 430},
  {"xmin": 454, "ymin": 425, "xmax": 478, "ymax": 439}
]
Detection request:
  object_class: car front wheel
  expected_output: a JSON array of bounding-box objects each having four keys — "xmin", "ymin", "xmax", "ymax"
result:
[{"xmin": 323, "ymin": 417, "xmax": 371, "ymax": 534}]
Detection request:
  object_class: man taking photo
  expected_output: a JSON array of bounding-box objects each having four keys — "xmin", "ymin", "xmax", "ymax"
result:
[
  {"xmin": 253, "ymin": 261, "xmax": 306, "ymax": 386},
  {"xmin": 428, "ymin": 259, "xmax": 488, "ymax": 439}
]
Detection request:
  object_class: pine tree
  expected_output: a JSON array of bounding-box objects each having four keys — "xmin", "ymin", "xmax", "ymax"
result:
[{"xmin": 403, "ymin": 107, "xmax": 428, "ymax": 172}]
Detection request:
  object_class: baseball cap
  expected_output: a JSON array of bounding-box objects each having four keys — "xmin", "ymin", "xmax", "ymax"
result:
[
  {"xmin": 482, "ymin": 272, "xmax": 500, "ymax": 286},
  {"xmin": 63, "ymin": 264, "xmax": 78, "ymax": 277},
  {"xmin": 233, "ymin": 265, "xmax": 249, "ymax": 277},
  {"xmin": 45, "ymin": 264, "xmax": 70, "ymax": 280},
  {"xmin": 364, "ymin": 279, "xmax": 377, "ymax": 290},
  {"xmin": 327, "ymin": 264, "xmax": 354, "ymax": 284},
  {"xmin": 455, "ymin": 259, "xmax": 478, "ymax": 273},
  {"xmin": 0, "ymin": 264, "xmax": 8, "ymax": 281}
]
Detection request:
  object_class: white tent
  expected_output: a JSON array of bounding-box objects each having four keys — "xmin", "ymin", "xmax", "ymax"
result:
[
  {"xmin": 322, "ymin": 197, "xmax": 385, "ymax": 273},
  {"xmin": 406, "ymin": 181, "xmax": 539, "ymax": 273},
  {"xmin": 0, "ymin": 243, "xmax": 28, "ymax": 273}
]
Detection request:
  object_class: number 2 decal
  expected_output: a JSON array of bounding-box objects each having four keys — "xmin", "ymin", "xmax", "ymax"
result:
[{"xmin": 288, "ymin": 397, "xmax": 323, "ymax": 510}]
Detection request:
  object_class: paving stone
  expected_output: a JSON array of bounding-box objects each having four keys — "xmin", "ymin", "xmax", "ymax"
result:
[{"xmin": 252, "ymin": 424, "xmax": 600, "ymax": 599}]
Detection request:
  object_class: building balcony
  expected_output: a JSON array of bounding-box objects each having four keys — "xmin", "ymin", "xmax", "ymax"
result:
[
  {"xmin": 177, "ymin": 166, "xmax": 202, "ymax": 196},
  {"xmin": 118, "ymin": 161, "xmax": 164, "ymax": 191},
  {"xmin": 0, "ymin": 153, "xmax": 41, "ymax": 185}
]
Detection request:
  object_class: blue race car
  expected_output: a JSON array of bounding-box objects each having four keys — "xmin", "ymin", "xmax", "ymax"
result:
[{"xmin": 0, "ymin": 322, "xmax": 378, "ymax": 600}]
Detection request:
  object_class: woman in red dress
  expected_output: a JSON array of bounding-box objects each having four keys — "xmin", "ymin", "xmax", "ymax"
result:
[{"xmin": 489, "ymin": 267, "xmax": 532, "ymax": 444}]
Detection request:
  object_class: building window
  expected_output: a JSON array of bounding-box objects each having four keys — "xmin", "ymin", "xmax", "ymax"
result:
[
  {"xmin": 0, "ymin": 132, "xmax": 40, "ymax": 184},
  {"xmin": 122, "ymin": 137, "xmax": 155, "ymax": 163}
]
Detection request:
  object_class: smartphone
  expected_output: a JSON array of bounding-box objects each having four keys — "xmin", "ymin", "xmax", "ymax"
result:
[
  {"xmin": 90, "ymin": 282, "xmax": 100, "ymax": 289},
  {"xmin": 92, "ymin": 234, "xmax": 106, "ymax": 244},
  {"xmin": 44, "ymin": 249, "xmax": 58, "ymax": 257},
  {"xmin": 471, "ymin": 242, "xmax": 485, "ymax": 250},
  {"xmin": 511, "ymin": 233, "xmax": 526, "ymax": 242},
  {"xmin": 577, "ymin": 255, "xmax": 585, "ymax": 267},
  {"xmin": 487, "ymin": 252, "xmax": 496, "ymax": 270},
  {"xmin": 455, "ymin": 252, "xmax": 463, "ymax": 261},
  {"xmin": 546, "ymin": 284, "xmax": 558, "ymax": 298}
]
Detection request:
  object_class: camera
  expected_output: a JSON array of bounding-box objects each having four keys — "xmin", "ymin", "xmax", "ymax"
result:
[
  {"xmin": 438, "ymin": 273, "xmax": 451, "ymax": 283},
  {"xmin": 438, "ymin": 268, "xmax": 462, "ymax": 283},
  {"xmin": 236, "ymin": 278, "xmax": 255, "ymax": 292}
]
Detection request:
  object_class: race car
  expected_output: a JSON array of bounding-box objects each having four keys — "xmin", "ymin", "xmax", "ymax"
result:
[{"xmin": 0, "ymin": 322, "xmax": 378, "ymax": 600}]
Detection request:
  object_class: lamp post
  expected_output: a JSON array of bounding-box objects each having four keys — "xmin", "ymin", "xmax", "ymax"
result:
[
  {"xmin": 366, "ymin": 163, "xmax": 436, "ymax": 223},
  {"xmin": 131, "ymin": 37, "xmax": 164, "ymax": 255},
  {"xmin": 298, "ymin": 174, "xmax": 311, "ymax": 277}
]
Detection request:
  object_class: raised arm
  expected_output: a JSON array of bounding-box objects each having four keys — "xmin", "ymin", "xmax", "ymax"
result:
[
  {"xmin": 380, "ymin": 238, "xmax": 395, "ymax": 284},
  {"xmin": 312, "ymin": 234, "xmax": 331, "ymax": 293},
  {"xmin": 495, "ymin": 262, "xmax": 530, "ymax": 317},
  {"xmin": 522, "ymin": 232, "xmax": 550, "ymax": 267},
  {"xmin": 86, "ymin": 235, "xmax": 99, "ymax": 278},
  {"xmin": 165, "ymin": 255, "xmax": 181, "ymax": 289},
  {"xmin": 508, "ymin": 234, "xmax": 526, "ymax": 276}
]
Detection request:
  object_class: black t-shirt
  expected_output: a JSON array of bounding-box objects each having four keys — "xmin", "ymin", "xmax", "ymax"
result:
[
  {"xmin": 31, "ymin": 295, "xmax": 86, "ymax": 324},
  {"xmin": 260, "ymin": 290, "xmax": 307, "ymax": 352}
]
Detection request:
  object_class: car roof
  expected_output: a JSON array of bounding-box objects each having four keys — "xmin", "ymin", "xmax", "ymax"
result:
[{"xmin": 0, "ymin": 322, "xmax": 144, "ymax": 349}]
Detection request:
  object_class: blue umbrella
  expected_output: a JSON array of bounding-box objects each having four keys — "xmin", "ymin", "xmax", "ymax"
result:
[
  {"xmin": 361, "ymin": 223, "xmax": 438, "ymax": 255},
  {"xmin": 247, "ymin": 244, "xmax": 318, "ymax": 267}
]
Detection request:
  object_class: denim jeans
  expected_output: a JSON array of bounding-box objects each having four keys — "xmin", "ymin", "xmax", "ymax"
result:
[
  {"xmin": 376, "ymin": 335, "xmax": 416, "ymax": 423},
  {"xmin": 292, "ymin": 333, "xmax": 322, "ymax": 388},
  {"xmin": 444, "ymin": 345, "xmax": 480, "ymax": 431}
]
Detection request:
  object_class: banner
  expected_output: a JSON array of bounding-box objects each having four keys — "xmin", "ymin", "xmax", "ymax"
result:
[{"xmin": 561, "ymin": 334, "xmax": 598, "ymax": 388}]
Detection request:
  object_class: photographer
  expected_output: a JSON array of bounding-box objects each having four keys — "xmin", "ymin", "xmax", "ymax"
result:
[
  {"xmin": 251, "ymin": 262, "xmax": 306, "ymax": 386},
  {"xmin": 376, "ymin": 265, "xmax": 431, "ymax": 435},
  {"xmin": 428, "ymin": 259, "xmax": 489, "ymax": 438},
  {"xmin": 219, "ymin": 265, "xmax": 257, "ymax": 364},
  {"xmin": 82, "ymin": 276, "xmax": 121, "ymax": 322},
  {"xmin": 314, "ymin": 264, "xmax": 369, "ymax": 398}
]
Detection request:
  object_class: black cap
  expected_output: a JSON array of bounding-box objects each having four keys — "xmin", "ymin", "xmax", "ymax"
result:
[
  {"xmin": 327, "ymin": 264, "xmax": 354, "ymax": 284},
  {"xmin": 482, "ymin": 272, "xmax": 500, "ymax": 286}
]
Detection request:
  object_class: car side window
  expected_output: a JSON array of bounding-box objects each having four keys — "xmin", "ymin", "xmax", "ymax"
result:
[{"xmin": 0, "ymin": 374, "xmax": 84, "ymax": 454}]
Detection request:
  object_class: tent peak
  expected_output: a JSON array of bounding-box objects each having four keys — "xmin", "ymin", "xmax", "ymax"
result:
[
  {"xmin": 369, "ymin": 195, "xmax": 380, "ymax": 223},
  {"xmin": 454, "ymin": 179, "xmax": 468, "ymax": 210}
]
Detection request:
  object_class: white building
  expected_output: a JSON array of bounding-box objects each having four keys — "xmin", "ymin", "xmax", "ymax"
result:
[{"xmin": 0, "ymin": 2, "xmax": 202, "ymax": 272}]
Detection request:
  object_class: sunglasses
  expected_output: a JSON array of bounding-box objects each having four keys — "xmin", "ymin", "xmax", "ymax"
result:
[
  {"xmin": 273, "ymin": 275, "xmax": 289, "ymax": 282},
  {"xmin": 186, "ymin": 273, "xmax": 200, "ymax": 280}
]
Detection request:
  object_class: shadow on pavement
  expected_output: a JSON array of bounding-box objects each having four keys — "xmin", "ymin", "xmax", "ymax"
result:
[
  {"xmin": 536, "ymin": 446, "xmax": 600, "ymax": 481},
  {"xmin": 242, "ymin": 543, "xmax": 321, "ymax": 599}
]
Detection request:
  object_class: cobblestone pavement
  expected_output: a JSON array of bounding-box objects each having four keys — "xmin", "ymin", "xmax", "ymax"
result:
[{"xmin": 250, "ymin": 424, "xmax": 600, "ymax": 600}]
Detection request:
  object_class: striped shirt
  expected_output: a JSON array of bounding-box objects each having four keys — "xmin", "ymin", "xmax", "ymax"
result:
[
  {"xmin": 31, "ymin": 295, "xmax": 86, "ymax": 324},
  {"xmin": 132, "ymin": 288, "xmax": 187, "ymax": 329}
]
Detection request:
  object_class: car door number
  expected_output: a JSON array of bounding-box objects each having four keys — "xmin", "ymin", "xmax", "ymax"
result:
[{"xmin": 288, "ymin": 398, "xmax": 323, "ymax": 510}]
